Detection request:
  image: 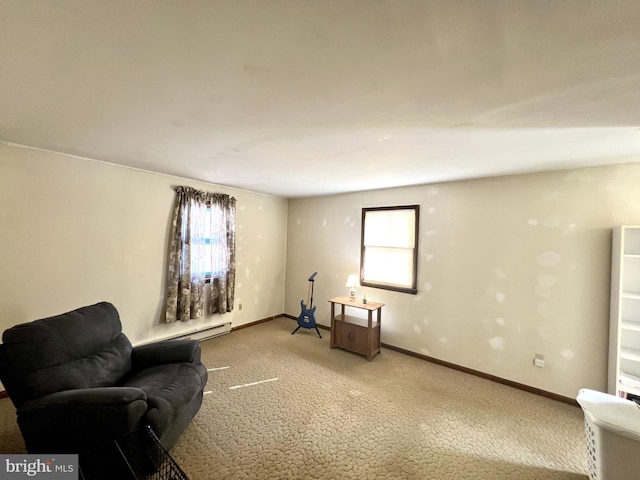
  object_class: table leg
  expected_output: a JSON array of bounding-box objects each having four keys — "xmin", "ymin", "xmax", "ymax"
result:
[{"xmin": 330, "ymin": 302, "xmax": 335, "ymax": 348}]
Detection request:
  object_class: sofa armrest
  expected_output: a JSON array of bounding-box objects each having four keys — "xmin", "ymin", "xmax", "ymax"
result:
[
  {"xmin": 20, "ymin": 387, "xmax": 147, "ymax": 411},
  {"xmin": 17, "ymin": 387, "xmax": 148, "ymax": 453},
  {"xmin": 131, "ymin": 340, "xmax": 201, "ymax": 371}
]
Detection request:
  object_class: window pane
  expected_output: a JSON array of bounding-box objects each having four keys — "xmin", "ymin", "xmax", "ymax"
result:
[
  {"xmin": 204, "ymin": 208, "xmax": 213, "ymax": 276},
  {"xmin": 363, "ymin": 246, "xmax": 413, "ymax": 288},
  {"xmin": 363, "ymin": 209, "xmax": 415, "ymax": 248},
  {"xmin": 190, "ymin": 206, "xmax": 213, "ymax": 277},
  {"xmin": 204, "ymin": 244, "xmax": 212, "ymax": 275}
]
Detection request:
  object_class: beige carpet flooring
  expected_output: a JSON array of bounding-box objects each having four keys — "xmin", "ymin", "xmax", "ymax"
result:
[{"xmin": 0, "ymin": 317, "xmax": 589, "ymax": 479}]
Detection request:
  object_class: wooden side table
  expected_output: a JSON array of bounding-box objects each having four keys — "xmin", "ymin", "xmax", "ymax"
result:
[{"xmin": 329, "ymin": 296, "xmax": 384, "ymax": 361}]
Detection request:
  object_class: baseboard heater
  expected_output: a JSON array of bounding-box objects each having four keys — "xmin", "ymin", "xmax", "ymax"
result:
[{"xmin": 172, "ymin": 322, "xmax": 232, "ymax": 342}]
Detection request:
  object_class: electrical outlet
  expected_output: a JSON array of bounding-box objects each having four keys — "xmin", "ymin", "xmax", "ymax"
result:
[
  {"xmin": 534, "ymin": 353, "xmax": 545, "ymax": 368},
  {"xmin": 238, "ymin": 302, "xmax": 243, "ymax": 311}
]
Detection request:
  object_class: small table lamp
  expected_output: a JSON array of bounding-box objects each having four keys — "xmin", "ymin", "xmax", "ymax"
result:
[{"xmin": 345, "ymin": 274, "xmax": 359, "ymax": 302}]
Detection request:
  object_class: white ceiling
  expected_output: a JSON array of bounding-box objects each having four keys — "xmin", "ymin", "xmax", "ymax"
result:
[{"xmin": 1, "ymin": 1, "xmax": 640, "ymax": 198}]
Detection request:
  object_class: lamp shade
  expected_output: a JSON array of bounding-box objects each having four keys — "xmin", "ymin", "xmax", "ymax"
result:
[{"xmin": 345, "ymin": 274, "xmax": 359, "ymax": 288}]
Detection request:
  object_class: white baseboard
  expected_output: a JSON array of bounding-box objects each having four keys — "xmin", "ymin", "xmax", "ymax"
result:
[{"xmin": 171, "ymin": 322, "xmax": 232, "ymax": 342}]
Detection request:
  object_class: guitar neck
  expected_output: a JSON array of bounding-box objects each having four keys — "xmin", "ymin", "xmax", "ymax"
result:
[{"xmin": 306, "ymin": 281, "xmax": 313, "ymax": 306}]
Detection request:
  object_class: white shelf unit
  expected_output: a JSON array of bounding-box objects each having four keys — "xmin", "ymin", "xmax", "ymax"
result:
[{"xmin": 608, "ymin": 226, "xmax": 640, "ymax": 398}]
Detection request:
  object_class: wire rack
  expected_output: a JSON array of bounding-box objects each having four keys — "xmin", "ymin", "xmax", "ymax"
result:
[{"xmin": 80, "ymin": 425, "xmax": 189, "ymax": 480}]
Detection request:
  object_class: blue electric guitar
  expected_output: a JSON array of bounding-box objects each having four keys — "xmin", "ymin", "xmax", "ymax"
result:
[{"xmin": 292, "ymin": 272, "xmax": 321, "ymax": 338}]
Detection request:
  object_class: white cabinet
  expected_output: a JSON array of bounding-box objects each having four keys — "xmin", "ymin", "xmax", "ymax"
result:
[{"xmin": 608, "ymin": 226, "xmax": 640, "ymax": 397}]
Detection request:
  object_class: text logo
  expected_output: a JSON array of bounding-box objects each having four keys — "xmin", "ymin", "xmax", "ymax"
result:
[{"xmin": 0, "ymin": 455, "xmax": 78, "ymax": 479}]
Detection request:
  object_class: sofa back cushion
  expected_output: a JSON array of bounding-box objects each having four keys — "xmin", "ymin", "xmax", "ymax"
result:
[{"xmin": 0, "ymin": 302, "xmax": 132, "ymax": 407}]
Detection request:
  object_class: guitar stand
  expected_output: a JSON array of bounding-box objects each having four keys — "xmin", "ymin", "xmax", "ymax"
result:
[
  {"xmin": 292, "ymin": 272, "xmax": 322, "ymax": 339},
  {"xmin": 291, "ymin": 323, "xmax": 322, "ymax": 338}
]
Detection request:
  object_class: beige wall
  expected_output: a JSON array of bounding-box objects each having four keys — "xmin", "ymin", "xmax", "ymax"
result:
[
  {"xmin": 0, "ymin": 142, "xmax": 288, "ymax": 345},
  {"xmin": 285, "ymin": 164, "xmax": 640, "ymax": 398},
  {"xmin": 4, "ymin": 139, "xmax": 640, "ymax": 400}
]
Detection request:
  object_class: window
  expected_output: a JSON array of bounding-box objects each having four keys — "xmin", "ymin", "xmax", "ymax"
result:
[
  {"xmin": 190, "ymin": 204, "xmax": 231, "ymax": 281},
  {"xmin": 191, "ymin": 207, "xmax": 214, "ymax": 279},
  {"xmin": 360, "ymin": 205, "xmax": 419, "ymax": 294},
  {"xmin": 166, "ymin": 186, "xmax": 236, "ymax": 322}
]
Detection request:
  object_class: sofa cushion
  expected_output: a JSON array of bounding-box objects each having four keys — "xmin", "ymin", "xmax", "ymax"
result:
[
  {"xmin": 123, "ymin": 362, "xmax": 207, "ymax": 436},
  {"xmin": 0, "ymin": 302, "xmax": 132, "ymax": 406}
]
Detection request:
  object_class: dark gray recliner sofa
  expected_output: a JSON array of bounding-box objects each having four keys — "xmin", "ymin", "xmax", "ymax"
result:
[{"xmin": 0, "ymin": 301, "xmax": 208, "ymax": 453}]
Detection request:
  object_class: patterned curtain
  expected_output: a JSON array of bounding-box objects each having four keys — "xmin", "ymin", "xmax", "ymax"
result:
[
  {"xmin": 165, "ymin": 186, "xmax": 236, "ymax": 322},
  {"xmin": 208, "ymin": 193, "xmax": 236, "ymax": 314}
]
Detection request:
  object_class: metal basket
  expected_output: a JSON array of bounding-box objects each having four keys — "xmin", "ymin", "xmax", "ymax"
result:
[{"xmin": 80, "ymin": 425, "xmax": 189, "ymax": 480}]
